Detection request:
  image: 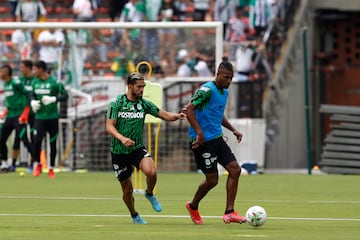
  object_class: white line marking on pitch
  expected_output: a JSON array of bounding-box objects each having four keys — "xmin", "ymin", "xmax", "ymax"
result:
[
  {"xmin": 0, "ymin": 196, "xmax": 359, "ymax": 204},
  {"xmin": 0, "ymin": 213, "xmax": 359, "ymax": 221}
]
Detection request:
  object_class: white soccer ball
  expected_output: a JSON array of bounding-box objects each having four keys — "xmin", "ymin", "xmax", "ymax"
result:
[{"xmin": 245, "ymin": 206, "xmax": 267, "ymax": 227}]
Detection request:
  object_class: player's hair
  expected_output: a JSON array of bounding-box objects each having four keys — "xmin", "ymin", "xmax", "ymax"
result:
[
  {"xmin": 34, "ymin": 60, "xmax": 47, "ymax": 71},
  {"xmin": 218, "ymin": 56, "xmax": 233, "ymax": 72},
  {"xmin": 21, "ymin": 59, "xmax": 33, "ymax": 69},
  {"xmin": 127, "ymin": 72, "xmax": 144, "ymax": 85},
  {"xmin": 0, "ymin": 64, "xmax": 12, "ymax": 76}
]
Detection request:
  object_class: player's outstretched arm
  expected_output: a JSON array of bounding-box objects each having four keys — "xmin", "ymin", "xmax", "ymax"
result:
[{"xmin": 157, "ymin": 109, "xmax": 186, "ymax": 122}]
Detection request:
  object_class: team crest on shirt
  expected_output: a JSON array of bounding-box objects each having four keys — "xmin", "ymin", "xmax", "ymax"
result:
[{"xmin": 136, "ymin": 104, "xmax": 142, "ymax": 111}]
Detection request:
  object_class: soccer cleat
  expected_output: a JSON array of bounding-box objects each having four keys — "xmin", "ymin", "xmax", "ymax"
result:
[
  {"xmin": 48, "ymin": 169, "xmax": 55, "ymax": 178},
  {"xmin": 145, "ymin": 193, "xmax": 162, "ymax": 212},
  {"xmin": 186, "ymin": 201, "xmax": 203, "ymax": 224},
  {"xmin": 223, "ymin": 211, "xmax": 246, "ymax": 224},
  {"xmin": 33, "ymin": 163, "xmax": 42, "ymax": 177},
  {"xmin": 132, "ymin": 214, "xmax": 148, "ymax": 224}
]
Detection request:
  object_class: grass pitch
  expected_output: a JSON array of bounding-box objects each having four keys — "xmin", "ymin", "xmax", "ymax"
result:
[{"xmin": 0, "ymin": 171, "xmax": 359, "ymax": 240}]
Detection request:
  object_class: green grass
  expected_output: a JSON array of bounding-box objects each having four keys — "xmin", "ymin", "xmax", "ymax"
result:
[{"xmin": 0, "ymin": 172, "xmax": 359, "ymax": 240}]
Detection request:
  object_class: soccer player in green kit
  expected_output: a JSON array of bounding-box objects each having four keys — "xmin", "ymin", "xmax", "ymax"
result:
[
  {"xmin": 0, "ymin": 64, "xmax": 31, "ymax": 172},
  {"xmin": 106, "ymin": 72, "xmax": 186, "ymax": 224},
  {"xmin": 30, "ymin": 60, "xmax": 68, "ymax": 178},
  {"xmin": 19, "ymin": 60, "xmax": 36, "ymax": 171}
]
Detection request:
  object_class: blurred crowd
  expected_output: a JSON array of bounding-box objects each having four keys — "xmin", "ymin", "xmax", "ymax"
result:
[{"xmin": 0, "ymin": 0, "xmax": 288, "ymax": 86}]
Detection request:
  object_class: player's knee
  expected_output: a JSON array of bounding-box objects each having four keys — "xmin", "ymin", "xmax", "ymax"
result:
[
  {"xmin": 145, "ymin": 168, "xmax": 157, "ymax": 178},
  {"xmin": 226, "ymin": 161, "xmax": 241, "ymax": 177},
  {"xmin": 206, "ymin": 177, "xmax": 218, "ymax": 188}
]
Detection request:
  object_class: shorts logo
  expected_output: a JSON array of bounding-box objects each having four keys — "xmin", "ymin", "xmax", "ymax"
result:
[
  {"xmin": 202, "ymin": 153, "xmax": 211, "ymax": 158},
  {"xmin": 113, "ymin": 164, "xmax": 128, "ymax": 177},
  {"xmin": 202, "ymin": 152, "xmax": 216, "ymax": 169}
]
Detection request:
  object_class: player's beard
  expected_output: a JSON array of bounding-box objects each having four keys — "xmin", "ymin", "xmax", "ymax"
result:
[{"xmin": 132, "ymin": 91, "xmax": 143, "ymax": 100}]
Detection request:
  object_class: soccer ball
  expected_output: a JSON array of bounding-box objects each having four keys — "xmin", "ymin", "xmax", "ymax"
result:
[{"xmin": 245, "ymin": 206, "xmax": 267, "ymax": 227}]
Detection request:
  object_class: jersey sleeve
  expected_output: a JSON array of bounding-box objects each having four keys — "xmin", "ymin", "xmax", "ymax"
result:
[
  {"xmin": 107, "ymin": 100, "xmax": 119, "ymax": 120},
  {"xmin": 142, "ymin": 99, "xmax": 160, "ymax": 118},
  {"xmin": 56, "ymin": 82, "xmax": 68, "ymax": 102},
  {"xmin": 13, "ymin": 78, "xmax": 29, "ymax": 105},
  {"xmin": 190, "ymin": 86, "xmax": 212, "ymax": 111}
]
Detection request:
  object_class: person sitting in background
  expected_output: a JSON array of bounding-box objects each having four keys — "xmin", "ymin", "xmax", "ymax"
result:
[
  {"xmin": 37, "ymin": 28, "xmax": 65, "ymax": 75},
  {"xmin": 0, "ymin": 33, "xmax": 10, "ymax": 62},
  {"xmin": 225, "ymin": 6, "xmax": 254, "ymax": 43},
  {"xmin": 15, "ymin": 0, "xmax": 46, "ymax": 22},
  {"xmin": 73, "ymin": 0, "xmax": 98, "ymax": 22},
  {"xmin": 176, "ymin": 49, "xmax": 196, "ymax": 77},
  {"xmin": 192, "ymin": 0, "xmax": 211, "ymax": 21},
  {"xmin": 158, "ymin": 0, "xmax": 178, "ymax": 69},
  {"xmin": 194, "ymin": 60, "xmax": 212, "ymax": 77},
  {"xmin": 8, "ymin": 0, "xmax": 19, "ymax": 21},
  {"xmin": 111, "ymin": 49, "xmax": 135, "ymax": 79},
  {"xmin": 234, "ymin": 41, "xmax": 256, "ymax": 82},
  {"xmin": 11, "ymin": 29, "xmax": 33, "ymax": 60}
]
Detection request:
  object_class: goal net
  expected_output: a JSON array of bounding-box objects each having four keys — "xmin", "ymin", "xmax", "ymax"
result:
[{"xmin": 0, "ymin": 21, "xmax": 223, "ymax": 172}]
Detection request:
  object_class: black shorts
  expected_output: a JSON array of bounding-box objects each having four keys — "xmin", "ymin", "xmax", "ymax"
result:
[
  {"xmin": 111, "ymin": 147, "xmax": 151, "ymax": 182},
  {"xmin": 190, "ymin": 137, "xmax": 237, "ymax": 174}
]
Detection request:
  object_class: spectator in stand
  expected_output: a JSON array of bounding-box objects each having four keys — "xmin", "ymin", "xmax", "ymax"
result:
[
  {"xmin": 225, "ymin": 6, "xmax": 254, "ymax": 43},
  {"xmin": 8, "ymin": 0, "xmax": 19, "ymax": 21},
  {"xmin": 173, "ymin": 0, "xmax": 191, "ymax": 44},
  {"xmin": 214, "ymin": 0, "xmax": 237, "ymax": 39},
  {"xmin": 176, "ymin": 49, "xmax": 194, "ymax": 77},
  {"xmin": 249, "ymin": 0, "xmax": 272, "ymax": 37},
  {"xmin": 11, "ymin": 29, "xmax": 33, "ymax": 60},
  {"xmin": 73, "ymin": 0, "xmax": 98, "ymax": 22},
  {"xmin": 118, "ymin": 0, "xmax": 145, "ymax": 55},
  {"xmin": 0, "ymin": 33, "xmax": 10, "ymax": 63},
  {"xmin": 66, "ymin": 28, "xmax": 92, "ymax": 88},
  {"xmin": 89, "ymin": 29, "xmax": 108, "ymax": 75},
  {"xmin": 193, "ymin": 0, "xmax": 211, "ymax": 21},
  {"xmin": 234, "ymin": 41, "xmax": 256, "ymax": 81},
  {"xmin": 158, "ymin": 0, "xmax": 178, "ymax": 69},
  {"xmin": 15, "ymin": 0, "xmax": 46, "ymax": 22},
  {"xmin": 37, "ymin": 28, "xmax": 65, "ymax": 75},
  {"xmin": 111, "ymin": 48, "xmax": 135, "ymax": 79},
  {"xmin": 0, "ymin": 64, "xmax": 31, "ymax": 173},
  {"xmin": 142, "ymin": 0, "xmax": 162, "ymax": 61},
  {"xmin": 108, "ymin": 0, "xmax": 128, "ymax": 22},
  {"xmin": 174, "ymin": 0, "xmax": 190, "ymax": 21},
  {"xmin": 237, "ymin": 0, "xmax": 251, "ymax": 17},
  {"xmin": 194, "ymin": 60, "xmax": 212, "ymax": 77}
]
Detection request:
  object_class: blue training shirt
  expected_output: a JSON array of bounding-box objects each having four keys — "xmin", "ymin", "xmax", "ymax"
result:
[{"xmin": 188, "ymin": 81, "xmax": 228, "ymax": 142}]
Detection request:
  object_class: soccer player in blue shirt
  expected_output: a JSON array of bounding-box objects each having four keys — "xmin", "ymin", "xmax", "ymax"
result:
[{"xmin": 183, "ymin": 57, "xmax": 246, "ymax": 225}]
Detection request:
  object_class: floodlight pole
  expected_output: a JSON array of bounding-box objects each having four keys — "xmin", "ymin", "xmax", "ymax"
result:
[{"xmin": 302, "ymin": 27, "xmax": 312, "ymax": 175}]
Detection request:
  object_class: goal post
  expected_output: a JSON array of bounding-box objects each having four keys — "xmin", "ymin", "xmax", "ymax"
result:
[{"xmin": 0, "ymin": 21, "xmax": 224, "ymax": 172}]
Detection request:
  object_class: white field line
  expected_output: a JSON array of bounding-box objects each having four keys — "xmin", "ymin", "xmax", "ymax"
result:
[
  {"xmin": 0, "ymin": 196, "xmax": 359, "ymax": 204},
  {"xmin": 0, "ymin": 213, "xmax": 359, "ymax": 222}
]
